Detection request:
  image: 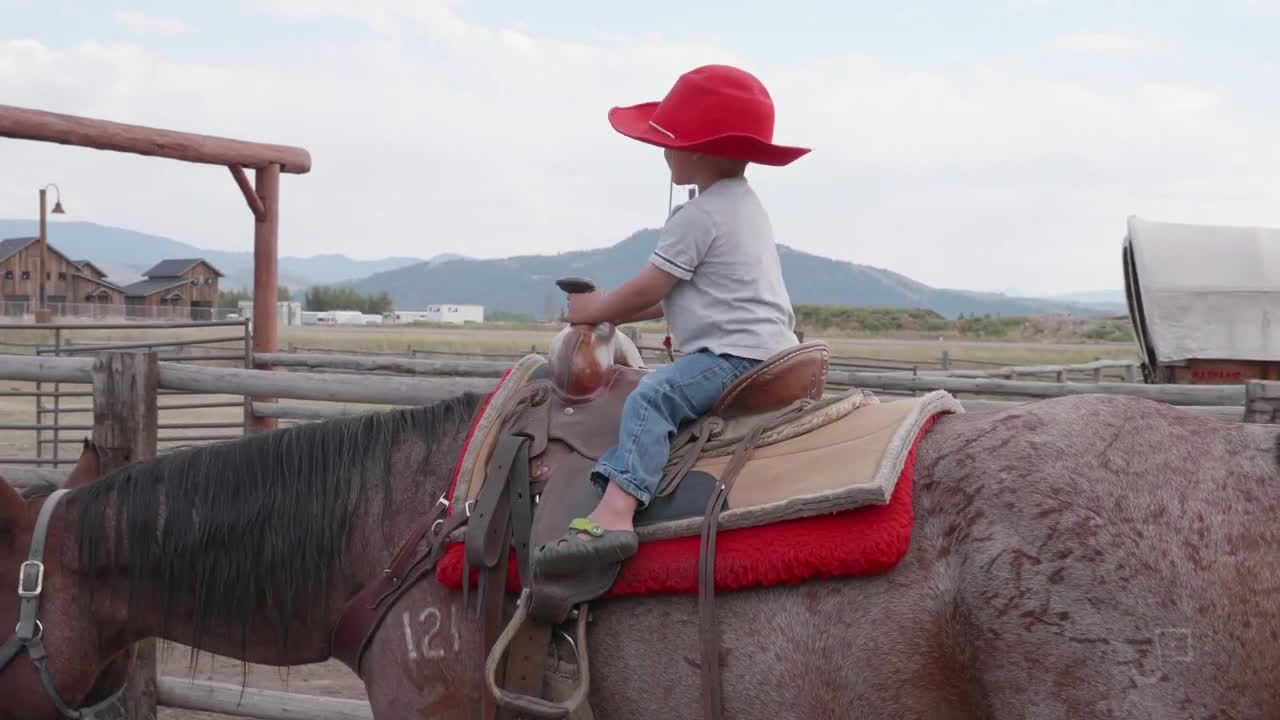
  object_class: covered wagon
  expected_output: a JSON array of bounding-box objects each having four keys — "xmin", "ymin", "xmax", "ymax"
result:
[{"xmin": 1123, "ymin": 215, "xmax": 1280, "ymax": 384}]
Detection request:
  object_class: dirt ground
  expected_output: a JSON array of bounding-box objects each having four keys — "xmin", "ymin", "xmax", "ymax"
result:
[{"xmin": 157, "ymin": 647, "xmax": 368, "ymax": 719}]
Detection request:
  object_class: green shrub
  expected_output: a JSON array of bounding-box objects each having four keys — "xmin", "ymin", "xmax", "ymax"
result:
[{"xmin": 1084, "ymin": 323, "xmax": 1135, "ymax": 342}]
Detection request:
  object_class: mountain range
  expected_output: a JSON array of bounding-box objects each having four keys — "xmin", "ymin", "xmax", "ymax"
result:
[
  {"xmin": 0, "ymin": 219, "xmax": 1125, "ymax": 318},
  {"xmin": 346, "ymin": 229, "xmax": 1125, "ymax": 319},
  {"xmin": 0, "ymin": 220, "xmax": 457, "ymax": 295}
]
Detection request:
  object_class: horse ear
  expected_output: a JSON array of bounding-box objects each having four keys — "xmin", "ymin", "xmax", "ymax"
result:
[
  {"xmin": 64, "ymin": 438, "xmax": 104, "ymax": 489},
  {"xmin": 0, "ymin": 478, "xmax": 22, "ymax": 531}
]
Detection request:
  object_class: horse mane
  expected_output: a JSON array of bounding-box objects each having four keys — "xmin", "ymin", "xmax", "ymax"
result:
[{"xmin": 70, "ymin": 391, "xmax": 484, "ymax": 655}]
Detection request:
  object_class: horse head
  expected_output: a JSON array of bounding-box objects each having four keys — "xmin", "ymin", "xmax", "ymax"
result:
[{"xmin": 0, "ymin": 439, "xmax": 135, "ymax": 720}]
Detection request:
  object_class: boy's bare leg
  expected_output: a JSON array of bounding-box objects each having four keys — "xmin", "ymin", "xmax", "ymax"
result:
[{"xmin": 584, "ymin": 482, "xmax": 639, "ymax": 534}]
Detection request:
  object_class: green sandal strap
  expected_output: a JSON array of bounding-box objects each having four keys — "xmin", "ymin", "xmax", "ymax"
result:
[{"xmin": 567, "ymin": 517, "xmax": 605, "ymax": 537}]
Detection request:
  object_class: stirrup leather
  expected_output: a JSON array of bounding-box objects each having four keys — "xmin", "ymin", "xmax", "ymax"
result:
[{"xmin": 485, "ymin": 589, "xmax": 591, "ymax": 719}]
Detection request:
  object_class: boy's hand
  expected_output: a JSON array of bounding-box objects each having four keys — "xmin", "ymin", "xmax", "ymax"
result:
[
  {"xmin": 562, "ymin": 265, "xmax": 677, "ymax": 325},
  {"xmin": 565, "ymin": 290, "xmax": 605, "ymax": 325}
]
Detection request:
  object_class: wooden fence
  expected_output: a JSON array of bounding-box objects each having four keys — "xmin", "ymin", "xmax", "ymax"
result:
[
  {"xmin": 251, "ymin": 351, "xmax": 1241, "ymax": 420},
  {"xmin": 0, "ymin": 345, "xmax": 1271, "ymax": 719},
  {"xmin": 288, "ymin": 341, "xmax": 1144, "ymax": 382},
  {"xmin": 0, "ymin": 320, "xmax": 251, "ymax": 468}
]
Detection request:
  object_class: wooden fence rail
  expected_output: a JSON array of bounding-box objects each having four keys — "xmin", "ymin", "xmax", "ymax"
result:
[
  {"xmin": 283, "ymin": 342, "xmax": 1142, "ymax": 375},
  {"xmin": 899, "ymin": 358, "xmax": 1139, "ymax": 382},
  {"xmin": 0, "ymin": 355, "xmax": 496, "ymax": 406},
  {"xmin": 160, "ymin": 362, "xmax": 497, "ymax": 405},
  {"xmin": 0, "ymin": 353, "xmax": 1244, "ymax": 421},
  {"xmin": 250, "ymin": 401, "xmax": 391, "ymax": 421},
  {"xmin": 831, "ymin": 370, "xmax": 1242, "ymax": 406},
  {"xmin": 156, "ymin": 678, "xmax": 373, "ymax": 720},
  {"xmin": 255, "ymin": 351, "xmax": 506, "ymax": 378}
]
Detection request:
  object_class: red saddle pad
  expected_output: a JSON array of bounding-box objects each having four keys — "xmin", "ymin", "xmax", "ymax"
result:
[{"xmin": 435, "ymin": 395, "xmax": 931, "ymax": 598}]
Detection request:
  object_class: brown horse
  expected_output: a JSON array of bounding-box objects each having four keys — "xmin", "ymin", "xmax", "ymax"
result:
[
  {"xmin": 2, "ymin": 390, "xmax": 1279, "ymax": 719},
  {"xmin": 1, "ymin": 440, "xmax": 136, "ymax": 719}
]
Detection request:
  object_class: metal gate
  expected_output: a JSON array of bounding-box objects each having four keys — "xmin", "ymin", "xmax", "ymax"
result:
[{"xmin": 0, "ymin": 319, "xmax": 252, "ymax": 467}]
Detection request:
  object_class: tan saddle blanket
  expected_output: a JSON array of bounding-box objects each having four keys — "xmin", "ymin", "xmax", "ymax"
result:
[{"xmin": 447, "ymin": 353, "xmax": 963, "ymax": 543}]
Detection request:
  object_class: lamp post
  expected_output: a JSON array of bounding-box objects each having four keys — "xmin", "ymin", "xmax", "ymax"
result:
[{"xmin": 35, "ymin": 183, "xmax": 65, "ymax": 323}]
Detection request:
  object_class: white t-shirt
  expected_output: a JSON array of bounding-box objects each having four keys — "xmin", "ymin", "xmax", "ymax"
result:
[{"xmin": 649, "ymin": 176, "xmax": 798, "ymax": 361}]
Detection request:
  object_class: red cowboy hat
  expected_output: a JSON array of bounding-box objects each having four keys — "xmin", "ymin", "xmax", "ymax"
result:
[{"xmin": 608, "ymin": 64, "xmax": 810, "ymax": 167}]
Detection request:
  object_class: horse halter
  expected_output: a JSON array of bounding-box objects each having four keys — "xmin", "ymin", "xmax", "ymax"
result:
[{"xmin": 0, "ymin": 489, "xmax": 125, "ymax": 719}]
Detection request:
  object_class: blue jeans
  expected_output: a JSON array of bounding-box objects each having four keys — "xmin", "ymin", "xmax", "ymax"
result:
[{"xmin": 593, "ymin": 350, "xmax": 759, "ymax": 508}]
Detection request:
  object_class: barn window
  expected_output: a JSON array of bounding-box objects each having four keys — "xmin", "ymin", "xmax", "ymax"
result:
[
  {"xmin": 21, "ymin": 271, "xmax": 30, "ymax": 280},
  {"xmin": 58, "ymin": 272, "xmax": 67, "ymax": 281},
  {"xmin": 3, "ymin": 271, "xmax": 11, "ymax": 280}
]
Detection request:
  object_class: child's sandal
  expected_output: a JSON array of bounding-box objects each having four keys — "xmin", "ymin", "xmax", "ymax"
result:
[{"xmin": 533, "ymin": 517, "xmax": 639, "ymax": 577}]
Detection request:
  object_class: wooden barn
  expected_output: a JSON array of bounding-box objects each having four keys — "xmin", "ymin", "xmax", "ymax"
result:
[
  {"xmin": 0, "ymin": 236, "xmax": 126, "ymax": 316},
  {"xmin": 122, "ymin": 258, "xmax": 223, "ymax": 320},
  {"xmin": 1124, "ymin": 215, "xmax": 1280, "ymax": 384}
]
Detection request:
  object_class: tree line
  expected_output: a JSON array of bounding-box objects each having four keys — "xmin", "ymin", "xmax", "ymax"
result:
[
  {"xmin": 216, "ymin": 287, "xmax": 292, "ymax": 311},
  {"xmin": 302, "ymin": 286, "xmax": 392, "ymax": 314},
  {"xmin": 217, "ymin": 285, "xmax": 391, "ymax": 315}
]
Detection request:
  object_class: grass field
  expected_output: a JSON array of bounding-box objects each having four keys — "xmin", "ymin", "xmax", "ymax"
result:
[
  {"xmin": 275, "ymin": 324, "xmax": 1140, "ymax": 366},
  {"xmin": 1, "ymin": 319, "xmax": 1140, "ymax": 363}
]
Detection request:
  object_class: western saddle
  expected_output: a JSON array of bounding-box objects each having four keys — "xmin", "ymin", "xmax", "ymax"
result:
[{"xmin": 332, "ymin": 277, "xmax": 830, "ymax": 719}]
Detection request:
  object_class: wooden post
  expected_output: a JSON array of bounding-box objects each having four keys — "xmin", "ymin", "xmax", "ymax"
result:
[
  {"xmin": 242, "ymin": 318, "xmax": 253, "ymax": 435},
  {"xmin": 92, "ymin": 351, "xmax": 159, "ymax": 720},
  {"xmin": 34, "ymin": 187, "xmax": 51, "ymax": 323},
  {"xmin": 940, "ymin": 350, "xmax": 951, "ymax": 371},
  {"xmin": 1244, "ymin": 380, "xmax": 1280, "ymax": 424},
  {"xmin": 249, "ymin": 163, "xmax": 281, "ymax": 433}
]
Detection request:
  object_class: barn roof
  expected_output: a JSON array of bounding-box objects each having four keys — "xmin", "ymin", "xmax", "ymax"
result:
[
  {"xmin": 1124, "ymin": 215, "xmax": 1280, "ymax": 365},
  {"xmin": 74, "ymin": 259, "xmax": 108, "ymax": 277},
  {"xmin": 0, "ymin": 236, "xmax": 37, "ymax": 264},
  {"xmin": 143, "ymin": 258, "xmax": 223, "ymax": 278},
  {"xmin": 122, "ymin": 277, "xmax": 189, "ymax": 297},
  {"xmin": 77, "ymin": 273, "xmax": 127, "ymax": 294}
]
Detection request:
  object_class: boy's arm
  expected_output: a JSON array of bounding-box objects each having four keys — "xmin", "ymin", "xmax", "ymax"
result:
[
  {"xmin": 620, "ymin": 304, "xmax": 664, "ymax": 324},
  {"xmin": 565, "ymin": 265, "xmax": 677, "ymax": 325}
]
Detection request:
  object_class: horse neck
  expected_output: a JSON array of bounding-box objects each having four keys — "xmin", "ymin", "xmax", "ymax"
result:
[{"xmin": 72, "ymin": 397, "xmax": 478, "ymax": 667}]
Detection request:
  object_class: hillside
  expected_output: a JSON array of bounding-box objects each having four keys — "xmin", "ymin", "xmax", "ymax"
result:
[
  {"xmin": 0, "ymin": 220, "xmax": 432, "ymax": 292},
  {"xmin": 347, "ymin": 229, "xmax": 1120, "ymax": 319},
  {"xmin": 0, "ymin": 219, "xmax": 1125, "ymax": 318}
]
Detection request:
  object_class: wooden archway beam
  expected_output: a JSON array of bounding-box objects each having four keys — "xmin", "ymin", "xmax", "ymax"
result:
[
  {"xmin": 0, "ymin": 103, "xmax": 311, "ymax": 173},
  {"xmin": 229, "ymin": 166, "xmax": 267, "ymax": 221},
  {"xmin": 2, "ymin": 101, "xmax": 304, "ymax": 434}
]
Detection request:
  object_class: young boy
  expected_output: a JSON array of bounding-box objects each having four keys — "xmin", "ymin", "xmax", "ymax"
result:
[{"xmin": 533, "ymin": 64, "xmax": 810, "ymax": 576}]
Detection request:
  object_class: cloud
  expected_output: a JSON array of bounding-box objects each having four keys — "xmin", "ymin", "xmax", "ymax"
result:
[
  {"xmin": 113, "ymin": 10, "xmax": 189, "ymax": 35},
  {"xmin": 0, "ymin": 10, "xmax": 1277, "ymax": 297},
  {"xmin": 1053, "ymin": 32, "xmax": 1156, "ymax": 53}
]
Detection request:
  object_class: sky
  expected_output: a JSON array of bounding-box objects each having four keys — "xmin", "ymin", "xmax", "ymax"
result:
[{"xmin": 2, "ymin": 1, "xmax": 1279, "ymax": 297}]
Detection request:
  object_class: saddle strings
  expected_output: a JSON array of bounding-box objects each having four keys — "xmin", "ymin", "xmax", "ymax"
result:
[{"xmin": 662, "ymin": 175, "xmax": 677, "ymax": 362}]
